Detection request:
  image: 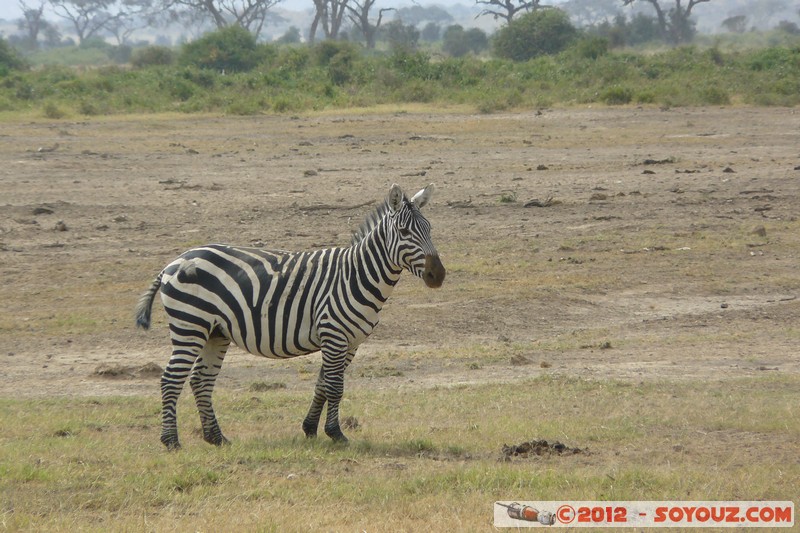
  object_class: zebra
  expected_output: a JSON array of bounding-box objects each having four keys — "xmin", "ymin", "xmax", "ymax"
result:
[{"xmin": 135, "ymin": 184, "xmax": 445, "ymax": 449}]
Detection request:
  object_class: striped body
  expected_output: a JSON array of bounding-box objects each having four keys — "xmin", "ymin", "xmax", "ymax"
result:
[
  {"xmin": 161, "ymin": 243, "xmax": 399, "ymax": 358},
  {"xmin": 136, "ymin": 184, "xmax": 445, "ymax": 449}
]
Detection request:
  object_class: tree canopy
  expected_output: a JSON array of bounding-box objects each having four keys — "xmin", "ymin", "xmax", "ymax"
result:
[{"xmin": 493, "ymin": 8, "xmax": 577, "ymax": 61}]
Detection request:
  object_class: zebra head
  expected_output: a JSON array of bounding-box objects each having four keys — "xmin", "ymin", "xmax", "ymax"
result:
[{"xmin": 387, "ymin": 183, "xmax": 446, "ymax": 288}]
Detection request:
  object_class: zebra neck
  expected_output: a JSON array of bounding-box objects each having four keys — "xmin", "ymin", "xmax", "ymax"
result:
[{"xmin": 349, "ymin": 226, "xmax": 403, "ymax": 291}]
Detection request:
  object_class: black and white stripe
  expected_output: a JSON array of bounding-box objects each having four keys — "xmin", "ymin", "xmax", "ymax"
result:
[{"xmin": 135, "ymin": 184, "xmax": 445, "ymax": 449}]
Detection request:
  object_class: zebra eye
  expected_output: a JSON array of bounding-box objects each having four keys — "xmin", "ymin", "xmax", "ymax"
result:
[{"xmin": 399, "ymin": 227, "xmax": 412, "ymax": 238}]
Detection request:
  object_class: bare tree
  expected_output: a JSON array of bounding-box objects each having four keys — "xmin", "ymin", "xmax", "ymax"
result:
[
  {"xmin": 561, "ymin": 0, "xmax": 621, "ymax": 27},
  {"xmin": 49, "ymin": 0, "xmax": 120, "ymax": 44},
  {"xmin": 346, "ymin": 0, "xmax": 393, "ymax": 49},
  {"xmin": 475, "ymin": 0, "xmax": 548, "ymax": 25},
  {"xmin": 161, "ymin": 0, "xmax": 284, "ymax": 38},
  {"xmin": 721, "ymin": 14, "xmax": 746, "ymax": 33},
  {"xmin": 16, "ymin": 0, "xmax": 50, "ymax": 49},
  {"xmin": 309, "ymin": 0, "xmax": 348, "ymax": 43},
  {"xmin": 622, "ymin": 0, "xmax": 710, "ymax": 44},
  {"xmin": 104, "ymin": 0, "xmax": 158, "ymax": 44}
]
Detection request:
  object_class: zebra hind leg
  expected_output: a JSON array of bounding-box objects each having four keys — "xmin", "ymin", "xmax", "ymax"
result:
[
  {"xmin": 190, "ymin": 332, "xmax": 231, "ymax": 447},
  {"xmin": 160, "ymin": 330, "xmax": 207, "ymax": 450}
]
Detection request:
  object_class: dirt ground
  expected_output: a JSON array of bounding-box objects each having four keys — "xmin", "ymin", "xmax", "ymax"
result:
[{"xmin": 1, "ymin": 106, "xmax": 799, "ymax": 400}]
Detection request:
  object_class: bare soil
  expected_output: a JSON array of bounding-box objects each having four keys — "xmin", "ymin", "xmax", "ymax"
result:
[{"xmin": 1, "ymin": 106, "xmax": 799, "ymax": 400}]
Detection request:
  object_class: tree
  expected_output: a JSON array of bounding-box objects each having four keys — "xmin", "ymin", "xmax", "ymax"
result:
[
  {"xmin": 276, "ymin": 25, "xmax": 301, "ymax": 43},
  {"xmin": 346, "ymin": 0, "xmax": 393, "ymax": 49},
  {"xmin": 420, "ymin": 22, "xmax": 442, "ymax": 43},
  {"xmin": 180, "ymin": 24, "xmax": 261, "ymax": 71},
  {"xmin": 16, "ymin": 1, "xmax": 51, "ymax": 50},
  {"xmin": 379, "ymin": 19, "xmax": 419, "ymax": 51},
  {"xmin": 420, "ymin": 21, "xmax": 440, "ymax": 42},
  {"xmin": 621, "ymin": 0, "xmax": 709, "ymax": 44},
  {"xmin": 103, "ymin": 0, "xmax": 156, "ymax": 44},
  {"xmin": 394, "ymin": 5, "xmax": 452, "ymax": 27},
  {"xmin": 561, "ymin": 0, "xmax": 622, "ymax": 28},
  {"xmin": 442, "ymin": 24, "xmax": 488, "ymax": 57},
  {"xmin": 475, "ymin": 0, "xmax": 547, "ymax": 25},
  {"xmin": 492, "ymin": 8, "xmax": 577, "ymax": 60},
  {"xmin": 49, "ymin": 0, "xmax": 120, "ymax": 44},
  {"xmin": 721, "ymin": 14, "xmax": 746, "ymax": 33},
  {"xmin": 162, "ymin": 0, "xmax": 284, "ymax": 38},
  {"xmin": 309, "ymin": 0, "xmax": 348, "ymax": 44}
]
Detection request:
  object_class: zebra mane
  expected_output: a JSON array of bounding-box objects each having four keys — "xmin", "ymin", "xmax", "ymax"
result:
[{"xmin": 351, "ymin": 195, "xmax": 406, "ymax": 246}]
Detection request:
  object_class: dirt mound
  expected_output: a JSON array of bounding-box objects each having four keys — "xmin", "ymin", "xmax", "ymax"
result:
[
  {"xmin": 93, "ymin": 362, "xmax": 162, "ymax": 379},
  {"xmin": 501, "ymin": 439, "xmax": 586, "ymax": 458}
]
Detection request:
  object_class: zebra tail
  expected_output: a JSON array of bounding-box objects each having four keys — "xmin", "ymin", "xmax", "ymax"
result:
[{"xmin": 135, "ymin": 272, "xmax": 163, "ymax": 330}]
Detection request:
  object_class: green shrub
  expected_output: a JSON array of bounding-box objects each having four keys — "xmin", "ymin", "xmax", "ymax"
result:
[
  {"xmin": 395, "ymin": 79, "xmax": 434, "ymax": 102},
  {"xmin": 168, "ymin": 78, "xmax": 195, "ymax": 101},
  {"xmin": 493, "ymin": 9, "xmax": 577, "ymax": 61},
  {"xmin": 78, "ymin": 99, "xmax": 99, "ymax": 115},
  {"xmin": 107, "ymin": 44, "xmax": 132, "ymax": 64},
  {"xmin": 131, "ymin": 46, "xmax": 175, "ymax": 68},
  {"xmin": 275, "ymin": 46, "xmax": 310, "ymax": 74},
  {"xmin": 747, "ymin": 47, "xmax": 797, "ymax": 71},
  {"xmin": 389, "ymin": 50, "xmax": 432, "ymax": 79},
  {"xmin": 635, "ymin": 90, "xmax": 656, "ymax": 104},
  {"xmin": 700, "ymin": 86, "xmax": 730, "ymax": 105},
  {"xmin": 226, "ymin": 98, "xmax": 264, "ymax": 115},
  {"xmin": 42, "ymin": 101, "xmax": 67, "ymax": 119},
  {"xmin": 572, "ymin": 36, "xmax": 609, "ymax": 60},
  {"xmin": 180, "ymin": 26, "xmax": 260, "ymax": 72},
  {"xmin": 181, "ymin": 67, "xmax": 216, "ymax": 88},
  {"xmin": 314, "ymin": 41, "xmax": 360, "ymax": 86},
  {"xmin": 600, "ymin": 86, "xmax": 633, "ymax": 105},
  {"xmin": 0, "ymin": 37, "xmax": 27, "ymax": 72}
]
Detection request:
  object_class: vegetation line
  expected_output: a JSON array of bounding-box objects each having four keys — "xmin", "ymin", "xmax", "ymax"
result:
[{"xmin": 1, "ymin": 5, "xmax": 798, "ymax": 117}]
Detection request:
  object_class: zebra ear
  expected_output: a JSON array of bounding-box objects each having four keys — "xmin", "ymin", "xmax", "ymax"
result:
[
  {"xmin": 387, "ymin": 184, "xmax": 404, "ymax": 213},
  {"xmin": 410, "ymin": 183, "xmax": 435, "ymax": 208}
]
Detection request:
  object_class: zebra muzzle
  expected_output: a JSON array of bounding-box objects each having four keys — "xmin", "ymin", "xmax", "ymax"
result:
[{"xmin": 423, "ymin": 254, "xmax": 446, "ymax": 288}]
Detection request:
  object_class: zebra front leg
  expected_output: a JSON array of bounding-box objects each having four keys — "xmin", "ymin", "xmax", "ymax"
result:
[
  {"xmin": 323, "ymin": 350, "xmax": 355, "ymax": 442},
  {"xmin": 302, "ymin": 366, "xmax": 326, "ymax": 438},
  {"xmin": 302, "ymin": 349, "xmax": 355, "ymax": 442},
  {"xmin": 190, "ymin": 334, "xmax": 231, "ymax": 447}
]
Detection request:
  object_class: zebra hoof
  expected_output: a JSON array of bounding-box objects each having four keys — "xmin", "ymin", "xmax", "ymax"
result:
[
  {"xmin": 325, "ymin": 428, "xmax": 349, "ymax": 444},
  {"xmin": 161, "ymin": 436, "xmax": 181, "ymax": 451},
  {"xmin": 203, "ymin": 429, "xmax": 230, "ymax": 447},
  {"xmin": 206, "ymin": 435, "xmax": 231, "ymax": 447},
  {"xmin": 302, "ymin": 419, "xmax": 319, "ymax": 438}
]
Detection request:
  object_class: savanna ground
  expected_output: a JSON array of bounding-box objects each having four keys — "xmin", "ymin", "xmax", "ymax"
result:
[{"xmin": 0, "ymin": 105, "xmax": 798, "ymax": 531}]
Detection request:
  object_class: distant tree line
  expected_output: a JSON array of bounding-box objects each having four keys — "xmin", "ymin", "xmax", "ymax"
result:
[{"xmin": 5, "ymin": 0, "xmax": 800, "ymax": 58}]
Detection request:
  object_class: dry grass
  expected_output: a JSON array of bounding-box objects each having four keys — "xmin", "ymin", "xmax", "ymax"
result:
[
  {"xmin": 2, "ymin": 108, "xmax": 800, "ymax": 531},
  {"xmin": 1, "ymin": 375, "xmax": 798, "ymax": 531}
]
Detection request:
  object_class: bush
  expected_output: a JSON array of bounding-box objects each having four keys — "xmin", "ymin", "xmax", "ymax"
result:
[
  {"xmin": 180, "ymin": 26, "xmax": 260, "ymax": 72},
  {"xmin": 700, "ymin": 86, "xmax": 730, "ymax": 105},
  {"xmin": 132, "ymin": 46, "xmax": 175, "ymax": 68},
  {"xmin": 0, "ymin": 37, "xmax": 27, "ymax": 73},
  {"xmin": 572, "ymin": 36, "xmax": 609, "ymax": 60},
  {"xmin": 43, "ymin": 101, "xmax": 67, "ymax": 119},
  {"xmin": 313, "ymin": 41, "xmax": 360, "ymax": 86},
  {"xmin": 493, "ymin": 9, "xmax": 577, "ymax": 61},
  {"xmin": 600, "ymin": 86, "xmax": 633, "ymax": 105}
]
